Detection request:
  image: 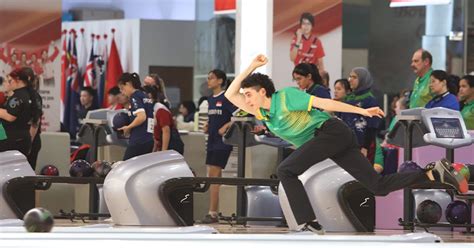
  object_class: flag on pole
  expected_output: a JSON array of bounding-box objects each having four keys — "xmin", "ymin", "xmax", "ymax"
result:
[
  {"xmin": 60, "ymin": 29, "xmax": 69, "ymax": 124},
  {"xmin": 64, "ymin": 30, "xmax": 81, "ymax": 138},
  {"xmin": 83, "ymin": 34, "xmax": 96, "ymax": 88},
  {"xmin": 95, "ymin": 35, "xmax": 106, "ymax": 107},
  {"xmin": 78, "ymin": 28, "xmax": 88, "ymax": 75},
  {"xmin": 103, "ymin": 29, "xmax": 123, "ymax": 108}
]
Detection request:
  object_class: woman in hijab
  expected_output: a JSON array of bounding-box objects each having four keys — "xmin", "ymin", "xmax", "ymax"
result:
[{"xmin": 337, "ymin": 67, "xmax": 380, "ymax": 163}]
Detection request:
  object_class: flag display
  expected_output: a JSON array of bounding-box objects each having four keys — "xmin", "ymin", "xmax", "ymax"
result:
[
  {"xmin": 60, "ymin": 28, "xmax": 124, "ymax": 135},
  {"xmin": 103, "ymin": 31, "xmax": 123, "ymax": 108}
]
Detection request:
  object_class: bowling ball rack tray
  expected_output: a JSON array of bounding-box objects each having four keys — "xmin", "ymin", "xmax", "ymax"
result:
[
  {"xmin": 2, "ymin": 176, "xmax": 105, "ymax": 219},
  {"xmin": 56, "ymin": 209, "xmax": 111, "ymax": 222},
  {"xmin": 398, "ymin": 183, "xmax": 474, "ymax": 234},
  {"xmin": 160, "ymin": 177, "xmax": 281, "ymax": 226},
  {"xmin": 398, "ymin": 218, "xmax": 474, "ymax": 234}
]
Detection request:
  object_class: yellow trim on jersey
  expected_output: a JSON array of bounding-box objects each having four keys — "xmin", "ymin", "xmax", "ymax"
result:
[
  {"xmin": 307, "ymin": 95, "xmax": 315, "ymax": 111},
  {"xmin": 255, "ymin": 109, "xmax": 264, "ymax": 120}
]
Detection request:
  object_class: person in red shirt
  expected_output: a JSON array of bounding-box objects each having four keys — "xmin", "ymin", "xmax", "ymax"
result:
[
  {"xmin": 152, "ymin": 102, "xmax": 184, "ymax": 154},
  {"xmin": 290, "ymin": 12, "xmax": 325, "ymax": 72},
  {"xmin": 143, "ymin": 85, "xmax": 184, "ymax": 154}
]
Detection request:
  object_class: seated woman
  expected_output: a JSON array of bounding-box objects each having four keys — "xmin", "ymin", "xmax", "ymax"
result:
[
  {"xmin": 176, "ymin": 101, "xmax": 196, "ymax": 131},
  {"xmin": 337, "ymin": 67, "xmax": 380, "ymax": 162},
  {"xmin": 292, "ymin": 63, "xmax": 330, "ymax": 99},
  {"xmin": 458, "ymin": 75, "xmax": 474, "ymax": 130},
  {"xmin": 374, "ymin": 91, "xmax": 409, "ymax": 174},
  {"xmin": 425, "ymin": 70, "xmax": 459, "ymax": 110},
  {"xmin": 333, "ymin": 78, "xmax": 351, "ymax": 101}
]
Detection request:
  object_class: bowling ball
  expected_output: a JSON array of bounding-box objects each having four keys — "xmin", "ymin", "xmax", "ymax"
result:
[
  {"xmin": 445, "ymin": 200, "xmax": 470, "ymax": 224},
  {"xmin": 40, "ymin": 165, "xmax": 59, "ymax": 176},
  {"xmin": 91, "ymin": 160, "xmax": 112, "ymax": 178},
  {"xmin": 23, "ymin": 207, "xmax": 54, "ymax": 232},
  {"xmin": 416, "ymin": 200, "xmax": 442, "ymax": 224},
  {"xmin": 112, "ymin": 112, "xmax": 131, "ymax": 130},
  {"xmin": 399, "ymin": 161, "xmax": 423, "ymax": 173},
  {"xmin": 452, "ymin": 163, "xmax": 470, "ymax": 181},
  {"xmin": 69, "ymin": 159, "xmax": 93, "ymax": 177}
]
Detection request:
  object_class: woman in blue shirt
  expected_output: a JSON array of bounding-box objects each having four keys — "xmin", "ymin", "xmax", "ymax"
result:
[
  {"xmin": 425, "ymin": 70, "xmax": 459, "ymax": 110},
  {"xmin": 118, "ymin": 73, "xmax": 155, "ymax": 160},
  {"xmin": 292, "ymin": 63, "xmax": 330, "ymax": 99}
]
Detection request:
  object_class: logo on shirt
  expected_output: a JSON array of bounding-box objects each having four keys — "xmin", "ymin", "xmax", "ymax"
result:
[
  {"xmin": 8, "ymin": 97, "xmax": 20, "ymax": 109},
  {"xmin": 143, "ymin": 97, "xmax": 153, "ymax": 104},
  {"xmin": 354, "ymin": 117, "xmax": 367, "ymax": 131},
  {"xmin": 216, "ymin": 101, "xmax": 222, "ymax": 107},
  {"xmin": 209, "ymin": 109, "xmax": 223, "ymax": 115}
]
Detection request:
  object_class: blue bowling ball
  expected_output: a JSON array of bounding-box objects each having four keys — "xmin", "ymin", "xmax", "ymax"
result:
[
  {"xmin": 113, "ymin": 112, "xmax": 131, "ymax": 130},
  {"xmin": 445, "ymin": 200, "xmax": 470, "ymax": 224}
]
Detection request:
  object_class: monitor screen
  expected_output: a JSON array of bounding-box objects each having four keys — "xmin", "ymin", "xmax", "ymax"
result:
[{"xmin": 430, "ymin": 117, "xmax": 464, "ymax": 139}]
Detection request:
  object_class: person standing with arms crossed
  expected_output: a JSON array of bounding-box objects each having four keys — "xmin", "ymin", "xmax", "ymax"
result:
[
  {"xmin": 201, "ymin": 69, "xmax": 237, "ymax": 224},
  {"xmin": 409, "ymin": 49, "xmax": 433, "ymax": 108}
]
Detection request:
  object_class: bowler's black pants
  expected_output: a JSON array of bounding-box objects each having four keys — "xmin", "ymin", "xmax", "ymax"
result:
[{"xmin": 277, "ymin": 118, "xmax": 430, "ymax": 225}]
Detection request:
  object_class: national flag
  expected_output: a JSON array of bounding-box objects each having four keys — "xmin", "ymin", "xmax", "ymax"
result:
[
  {"xmin": 83, "ymin": 34, "xmax": 96, "ymax": 88},
  {"xmin": 60, "ymin": 30, "xmax": 69, "ymax": 124},
  {"xmin": 103, "ymin": 30, "xmax": 123, "ymax": 108},
  {"xmin": 64, "ymin": 30, "xmax": 81, "ymax": 138},
  {"xmin": 78, "ymin": 28, "xmax": 88, "ymax": 75}
]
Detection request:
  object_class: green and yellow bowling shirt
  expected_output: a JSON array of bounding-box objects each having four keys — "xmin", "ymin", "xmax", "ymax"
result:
[
  {"xmin": 256, "ymin": 87, "xmax": 331, "ymax": 148},
  {"xmin": 461, "ymin": 100, "xmax": 474, "ymax": 130},
  {"xmin": 409, "ymin": 69, "xmax": 433, "ymax": 109},
  {"xmin": 0, "ymin": 122, "xmax": 6, "ymax": 141}
]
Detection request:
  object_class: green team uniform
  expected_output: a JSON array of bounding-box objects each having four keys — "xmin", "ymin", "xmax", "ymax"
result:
[
  {"xmin": 461, "ymin": 100, "xmax": 474, "ymax": 130},
  {"xmin": 256, "ymin": 87, "xmax": 331, "ymax": 147},
  {"xmin": 0, "ymin": 122, "xmax": 6, "ymax": 141},
  {"xmin": 409, "ymin": 69, "xmax": 433, "ymax": 109}
]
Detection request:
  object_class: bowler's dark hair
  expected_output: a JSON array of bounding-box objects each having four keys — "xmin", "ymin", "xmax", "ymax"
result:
[
  {"xmin": 241, "ymin": 73, "xmax": 275, "ymax": 97},
  {"xmin": 119, "ymin": 72, "xmax": 142, "ymax": 89}
]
